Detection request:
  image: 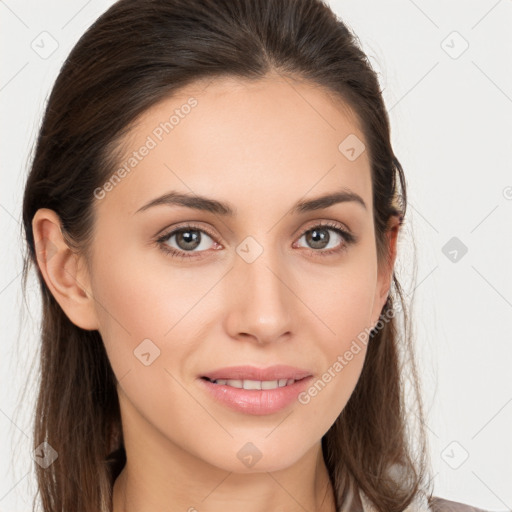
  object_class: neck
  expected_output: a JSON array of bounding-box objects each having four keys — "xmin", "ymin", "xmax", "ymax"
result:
[{"xmin": 112, "ymin": 443, "xmax": 337, "ymax": 512}]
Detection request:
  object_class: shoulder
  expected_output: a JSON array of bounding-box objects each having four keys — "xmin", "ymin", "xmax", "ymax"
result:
[
  {"xmin": 358, "ymin": 489, "xmax": 500, "ymax": 512},
  {"xmin": 429, "ymin": 496, "xmax": 502, "ymax": 512}
]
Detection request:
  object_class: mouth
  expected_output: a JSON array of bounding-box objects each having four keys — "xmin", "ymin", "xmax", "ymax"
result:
[
  {"xmin": 199, "ymin": 364, "xmax": 312, "ymax": 384},
  {"xmin": 198, "ymin": 373, "xmax": 314, "ymax": 415},
  {"xmin": 200, "ymin": 376, "xmax": 307, "ymax": 390}
]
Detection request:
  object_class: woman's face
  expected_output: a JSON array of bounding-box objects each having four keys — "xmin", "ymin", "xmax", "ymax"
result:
[{"xmin": 61, "ymin": 75, "xmax": 396, "ymax": 473}]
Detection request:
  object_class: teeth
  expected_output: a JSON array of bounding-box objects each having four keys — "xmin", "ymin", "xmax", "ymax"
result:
[{"xmin": 211, "ymin": 378, "xmax": 297, "ymax": 389}]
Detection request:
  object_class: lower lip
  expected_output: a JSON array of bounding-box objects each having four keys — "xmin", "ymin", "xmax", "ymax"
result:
[{"xmin": 198, "ymin": 376, "xmax": 313, "ymax": 415}]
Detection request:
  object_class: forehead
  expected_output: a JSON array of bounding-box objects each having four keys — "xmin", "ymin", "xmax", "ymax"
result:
[{"xmin": 97, "ymin": 74, "xmax": 372, "ymax": 218}]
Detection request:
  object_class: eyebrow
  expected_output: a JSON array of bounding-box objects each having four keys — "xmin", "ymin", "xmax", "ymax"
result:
[{"xmin": 134, "ymin": 188, "xmax": 367, "ymax": 216}]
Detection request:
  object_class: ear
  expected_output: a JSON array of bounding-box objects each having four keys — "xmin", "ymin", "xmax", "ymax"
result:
[
  {"xmin": 370, "ymin": 214, "xmax": 401, "ymax": 328},
  {"xmin": 32, "ymin": 208, "xmax": 100, "ymax": 331}
]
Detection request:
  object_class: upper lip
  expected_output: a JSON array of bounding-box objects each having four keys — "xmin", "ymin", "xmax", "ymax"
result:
[{"xmin": 200, "ymin": 365, "xmax": 313, "ymax": 381}]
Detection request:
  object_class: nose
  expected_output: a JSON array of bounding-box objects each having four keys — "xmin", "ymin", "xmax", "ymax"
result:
[{"xmin": 223, "ymin": 244, "xmax": 294, "ymax": 345}]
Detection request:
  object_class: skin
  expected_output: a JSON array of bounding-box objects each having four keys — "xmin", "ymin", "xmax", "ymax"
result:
[{"xmin": 33, "ymin": 72, "xmax": 399, "ymax": 512}]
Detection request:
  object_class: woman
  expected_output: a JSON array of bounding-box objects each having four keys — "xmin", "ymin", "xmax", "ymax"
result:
[{"xmin": 21, "ymin": 0, "xmax": 489, "ymax": 511}]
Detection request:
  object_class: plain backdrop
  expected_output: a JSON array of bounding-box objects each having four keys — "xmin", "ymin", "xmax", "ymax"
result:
[{"xmin": 1, "ymin": 1, "xmax": 511, "ymax": 510}]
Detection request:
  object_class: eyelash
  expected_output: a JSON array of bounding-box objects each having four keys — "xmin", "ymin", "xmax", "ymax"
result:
[{"xmin": 154, "ymin": 221, "xmax": 356, "ymax": 260}]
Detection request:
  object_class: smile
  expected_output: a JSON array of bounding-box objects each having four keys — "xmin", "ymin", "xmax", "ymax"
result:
[{"xmin": 203, "ymin": 377, "xmax": 298, "ymax": 389}]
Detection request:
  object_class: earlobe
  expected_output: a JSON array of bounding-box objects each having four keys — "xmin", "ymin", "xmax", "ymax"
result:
[{"xmin": 32, "ymin": 208, "xmax": 100, "ymax": 331}]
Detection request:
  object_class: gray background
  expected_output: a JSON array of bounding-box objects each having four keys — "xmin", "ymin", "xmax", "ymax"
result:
[{"xmin": 1, "ymin": 0, "xmax": 511, "ymax": 510}]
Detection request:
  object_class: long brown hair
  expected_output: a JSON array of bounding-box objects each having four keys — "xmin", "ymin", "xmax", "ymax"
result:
[{"xmin": 20, "ymin": 0, "xmax": 434, "ymax": 510}]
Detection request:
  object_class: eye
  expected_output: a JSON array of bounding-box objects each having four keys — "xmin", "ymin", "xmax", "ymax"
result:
[
  {"xmin": 293, "ymin": 221, "xmax": 356, "ymax": 257},
  {"xmin": 155, "ymin": 224, "xmax": 219, "ymax": 259},
  {"xmin": 154, "ymin": 221, "xmax": 356, "ymax": 260}
]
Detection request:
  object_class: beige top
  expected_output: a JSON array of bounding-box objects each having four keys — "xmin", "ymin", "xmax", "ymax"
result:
[{"xmin": 360, "ymin": 490, "xmax": 497, "ymax": 512}]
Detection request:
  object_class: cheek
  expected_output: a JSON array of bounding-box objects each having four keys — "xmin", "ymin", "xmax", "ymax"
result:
[
  {"xmin": 297, "ymin": 263, "xmax": 376, "ymax": 423},
  {"xmin": 305, "ymin": 256, "xmax": 377, "ymax": 344},
  {"xmin": 89, "ymin": 253, "xmax": 208, "ymax": 437},
  {"xmin": 91, "ymin": 247, "xmax": 200, "ymax": 344},
  {"xmin": 89, "ymin": 249, "xmax": 175, "ymax": 380},
  {"xmin": 89, "ymin": 248, "xmax": 224, "ymax": 392},
  {"xmin": 298, "ymin": 308, "xmax": 370, "ymax": 438}
]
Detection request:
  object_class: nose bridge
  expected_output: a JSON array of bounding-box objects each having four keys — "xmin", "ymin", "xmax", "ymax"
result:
[{"xmin": 225, "ymin": 234, "xmax": 293, "ymax": 341}]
